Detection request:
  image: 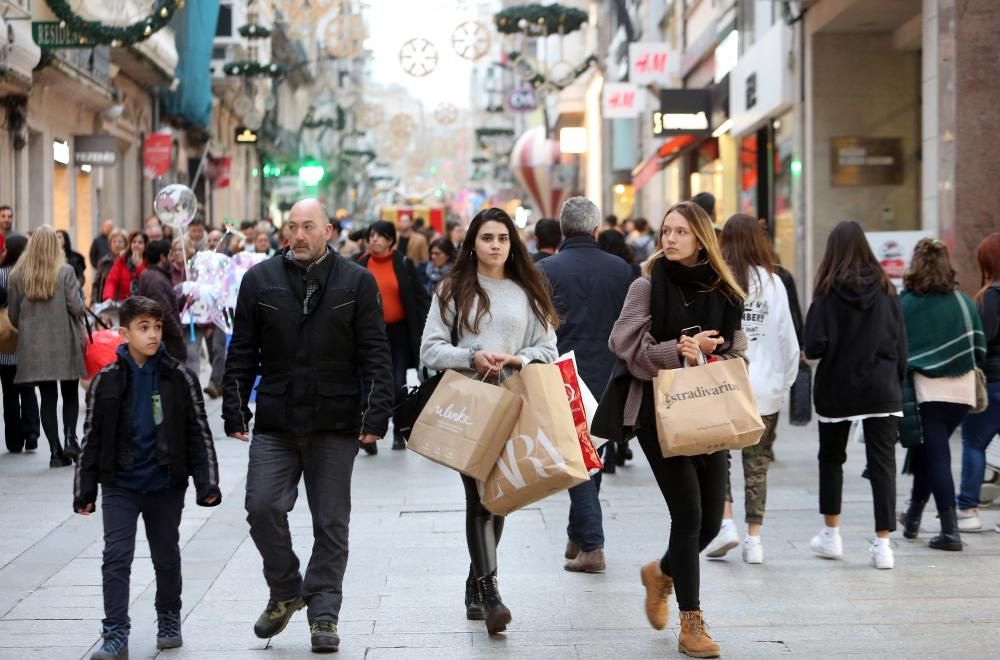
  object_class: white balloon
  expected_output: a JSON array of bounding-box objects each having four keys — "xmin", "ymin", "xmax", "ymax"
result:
[{"xmin": 154, "ymin": 184, "xmax": 198, "ymax": 229}]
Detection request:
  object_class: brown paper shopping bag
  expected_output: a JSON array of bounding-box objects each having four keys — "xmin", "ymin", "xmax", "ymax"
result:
[
  {"xmin": 408, "ymin": 370, "xmax": 522, "ymax": 480},
  {"xmin": 653, "ymin": 358, "xmax": 765, "ymax": 458},
  {"xmin": 478, "ymin": 364, "xmax": 589, "ymax": 516}
]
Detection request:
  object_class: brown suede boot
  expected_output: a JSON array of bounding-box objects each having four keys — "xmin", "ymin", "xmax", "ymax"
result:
[
  {"xmin": 639, "ymin": 561, "xmax": 673, "ymax": 630},
  {"xmin": 564, "ymin": 549, "xmax": 606, "ymax": 573},
  {"xmin": 678, "ymin": 610, "xmax": 720, "ymax": 658},
  {"xmin": 565, "ymin": 539, "xmax": 580, "ymax": 560}
]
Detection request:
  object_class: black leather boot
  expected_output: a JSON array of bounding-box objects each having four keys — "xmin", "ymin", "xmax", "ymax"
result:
[
  {"xmin": 63, "ymin": 426, "xmax": 81, "ymax": 463},
  {"xmin": 465, "ymin": 564, "xmax": 485, "ymax": 620},
  {"xmin": 48, "ymin": 438, "xmax": 71, "ymax": 468},
  {"xmin": 898, "ymin": 498, "xmax": 926, "ymax": 539},
  {"xmin": 929, "ymin": 507, "xmax": 963, "ymax": 551},
  {"xmin": 477, "ymin": 572, "xmax": 511, "ymax": 635}
]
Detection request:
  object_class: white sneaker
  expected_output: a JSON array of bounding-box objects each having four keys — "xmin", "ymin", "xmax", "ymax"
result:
[
  {"xmin": 741, "ymin": 538, "xmax": 763, "ymax": 564},
  {"xmin": 869, "ymin": 540, "xmax": 895, "ymax": 569},
  {"xmin": 957, "ymin": 509, "xmax": 983, "ymax": 532},
  {"xmin": 704, "ymin": 521, "xmax": 740, "ymax": 558},
  {"xmin": 810, "ymin": 529, "xmax": 844, "ymax": 559}
]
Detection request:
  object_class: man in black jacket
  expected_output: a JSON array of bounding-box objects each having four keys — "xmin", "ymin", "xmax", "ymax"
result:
[
  {"xmin": 538, "ymin": 197, "xmax": 634, "ymax": 573},
  {"xmin": 222, "ymin": 198, "xmax": 394, "ymax": 653},
  {"xmin": 137, "ymin": 240, "xmax": 187, "ymax": 363}
]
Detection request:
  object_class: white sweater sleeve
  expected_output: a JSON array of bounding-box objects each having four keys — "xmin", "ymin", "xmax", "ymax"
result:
[{"xmin": 419, "ymin": 295, "xmax": 471, "ymax": 371}]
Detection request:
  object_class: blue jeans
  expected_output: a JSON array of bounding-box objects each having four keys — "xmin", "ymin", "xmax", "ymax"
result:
[
  {"xmin": 910, "ymin": 402, "xmax": 968, "ymax": 512},
  {"xmin": 958, "ymin": 381, "xmax": 1000, "ymax": 510},
  {"xmin": 567, "ymin": 469, "xmax": 604, "ymax": 552},
  {"xmin": 101, "ymin": 484, "xmax": 187, "ymax": 628}
]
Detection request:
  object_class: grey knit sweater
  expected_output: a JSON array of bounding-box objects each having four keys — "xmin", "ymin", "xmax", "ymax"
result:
[{"xmin": 420, "ymin": 274, "xmax": 558, "ymax": 377}]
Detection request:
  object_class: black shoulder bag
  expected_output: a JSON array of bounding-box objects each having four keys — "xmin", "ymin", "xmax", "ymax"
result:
[{"xmin": 393, "ymin": 314, "xmax": 459, "ymax": 442}]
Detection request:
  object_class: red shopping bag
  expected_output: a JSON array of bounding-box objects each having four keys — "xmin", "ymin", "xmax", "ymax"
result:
[
  {"xmin": 555, "ymin": 352, "xmax": 603, "ymax": 470},
  {"xmin": 85, "ymin": 329, "xmax": 124, "ymax": 378}
]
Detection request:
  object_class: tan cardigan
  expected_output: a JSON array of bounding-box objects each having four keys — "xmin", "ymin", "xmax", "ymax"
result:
[{"xmin": 608, "ymin": 277, "xmax": 749, "ymax": 426}]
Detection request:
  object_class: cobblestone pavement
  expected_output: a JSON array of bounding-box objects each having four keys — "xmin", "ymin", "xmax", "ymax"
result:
[{"xmin": 2, "ymin": 378, "xmax": 999, "ymax": 659}]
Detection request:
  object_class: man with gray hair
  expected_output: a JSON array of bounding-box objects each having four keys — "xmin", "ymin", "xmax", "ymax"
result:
[{"xmin": 537, "ymin": 196, "xmax": 635, "ymax": 573}]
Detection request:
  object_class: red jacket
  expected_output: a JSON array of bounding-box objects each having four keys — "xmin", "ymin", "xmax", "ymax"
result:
[{"xmin": 103, "ymin": 255, "xmax": 147, "ymax": 301}]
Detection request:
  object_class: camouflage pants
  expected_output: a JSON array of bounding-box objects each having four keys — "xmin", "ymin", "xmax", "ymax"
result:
[{"xmin": 724, "ymin": 412, "xmax": 780, "ymax": 524}]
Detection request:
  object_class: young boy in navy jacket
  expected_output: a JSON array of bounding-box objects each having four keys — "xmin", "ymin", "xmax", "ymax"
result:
[{"xmin": 74, "ymin": 296, "xmax": 222, "ymax": 659}]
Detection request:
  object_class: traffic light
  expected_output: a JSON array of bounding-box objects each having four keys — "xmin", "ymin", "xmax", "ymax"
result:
[{"xmin": 298, "ymin": 159, "xmax": 325, "ymax": 186}]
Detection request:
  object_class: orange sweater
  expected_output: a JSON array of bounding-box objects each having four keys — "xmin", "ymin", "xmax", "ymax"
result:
[{"xmin": 367, "ymin": 253, "xmax": 405, "ymax": 324}]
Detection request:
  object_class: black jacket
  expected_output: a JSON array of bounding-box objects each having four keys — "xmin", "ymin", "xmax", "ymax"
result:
[
  {"xmin": 136, "ymin": 263, "xmax": 187, "ymax": 363},
  {"xmin": 222, "ymin": 249, "xmax": 395, "ymax": 437},
  {"xmin": 537, "ymin": 236, "xmax": 635, "ymax": 394},
  {"xmin": 777, "ymin": 266, "xmax": 804, "ymax": 345},
  {"xmin": 357, "ymin": 251, "xmax": 430, "ymax": 368},
  {"xmin": 979, "ymin": 284, "xmax": 1000, "ymax": 383},
  {"xmin": 73, "ymin": 350, "xmax": 221, "ymax": 510},
  {"xmin": 804, "ymin": 272, "xmax": 907, "ymax": 418}
]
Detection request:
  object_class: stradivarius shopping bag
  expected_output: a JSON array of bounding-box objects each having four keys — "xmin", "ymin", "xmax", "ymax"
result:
[
  {"xmin": 478, "ymin": 364, "xmax": 589, "ymax": 516},
  {"xmin": 408, "ymin": 370, "xmax": 522, "ymax": 480},
  {"xmin": 653, "ymin": 357, "xmax": 765, "ymax": 458}
]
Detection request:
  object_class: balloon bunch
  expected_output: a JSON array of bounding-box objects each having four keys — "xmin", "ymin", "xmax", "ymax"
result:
[{"xmin": 181, "ymin": 250, "xmax": 266, "ymax": 334}]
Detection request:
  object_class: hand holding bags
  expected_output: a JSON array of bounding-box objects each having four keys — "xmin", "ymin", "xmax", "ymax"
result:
[
  {"xmin": 478, "ymin": 364, "xmax": 589, "ymax": 515},
  {"xmin": 653, "ymin": 357, "xmax": 766, "ymax": 458},
  {"xmin": 407, "ymin": 370, "xmax": 522, "ymax": 480}
]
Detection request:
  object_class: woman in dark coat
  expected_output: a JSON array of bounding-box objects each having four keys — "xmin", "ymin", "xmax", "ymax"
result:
[
  {"xmin": 357, "ymin": 221, "xmax": 431, "ymax": 451},
  {"xmin": 56, "ymin": 230, "xmax": 86, "ymax": 288}
]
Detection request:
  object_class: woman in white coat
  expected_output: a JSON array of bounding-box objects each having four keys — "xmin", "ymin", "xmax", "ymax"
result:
[{"xmin": 705, "ymin": 214, "xmax": 800, "ymax": 563}]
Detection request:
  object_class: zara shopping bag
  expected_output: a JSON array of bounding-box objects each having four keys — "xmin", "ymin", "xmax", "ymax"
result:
[
  {"xmin": 478, "ymin": 364, "xmax": 589, "ymax": 516},
  {"xmin": 653, "ymin": 357, "xmax": 765, "ymax": 458},
  {"xmin": 407, "ymin": 370, "xmax": 521, "ymax": 480}
]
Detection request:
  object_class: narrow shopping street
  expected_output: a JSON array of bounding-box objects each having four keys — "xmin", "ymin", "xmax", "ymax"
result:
[{"xmin": 1, "ymin": 383, "xmax": 999, "ymax": 660}]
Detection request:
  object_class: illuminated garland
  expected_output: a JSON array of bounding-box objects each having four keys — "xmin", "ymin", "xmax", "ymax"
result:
[
  {"xmin": 44, "ymin": 0, "xmax": 183, "ymax": 48},
  {"xmin": 494, "ymin": 4, "xmax": 588, "ymax": 36}
]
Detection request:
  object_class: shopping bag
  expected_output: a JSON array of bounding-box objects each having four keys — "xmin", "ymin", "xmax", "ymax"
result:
[
  {"xmin": 478, "ymin": 364, "xmax": 589, "ymax": 515},
  {"xmin": 789, "ymin": 362, "xmax": 812, "ymax": 426},
  {"xmin": 554, "ymin": 352, "xmax": 603, "ymax": 470},
  {"xmin": 84, "ymin": 329, "xmax": 124, "ymax": 378},
  {"xmin": 653, "ymin": 357, "xmax": 765, "ymax": 458},
  {"xmin": 408, "ymin": 370, "xmax": 521, "ymax": 480}
]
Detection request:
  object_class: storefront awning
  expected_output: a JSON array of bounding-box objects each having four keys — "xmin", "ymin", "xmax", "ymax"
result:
[
  {"xmin": 163, "ymin": 0, "xmax": 220, "ymax": 130},
  {"xmin": 630, "ymin": 134, "xmax": 699, "ymax": 191}
]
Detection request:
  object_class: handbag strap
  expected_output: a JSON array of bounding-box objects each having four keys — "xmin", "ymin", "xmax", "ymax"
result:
[{"xmin": 954, "ymin": 291, "xmax": 976, "ymax": 355}]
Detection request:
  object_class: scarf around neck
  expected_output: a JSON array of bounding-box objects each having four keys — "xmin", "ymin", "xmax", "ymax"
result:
[{"xmin": 649, "ymin": 255, "xmax": 742, "ymax": 349}]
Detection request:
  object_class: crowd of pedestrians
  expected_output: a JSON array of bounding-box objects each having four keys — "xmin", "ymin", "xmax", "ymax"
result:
[{"xmin": 0, "ymin": 197, "xmax": 997, "ymax": 660}]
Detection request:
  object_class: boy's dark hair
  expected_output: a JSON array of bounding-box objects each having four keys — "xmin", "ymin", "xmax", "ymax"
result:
[
  {"xmin": 240, "ymin": 219, "xmax": 257, "ymax": 230},
  {"xmin": 414, "ymin": 217, "xmax": 426, "ymax": 229},
  {"xmin": 145, "ymin": 239, "xmax": 172, "ymax": 265},
  {"xmin": 121, "ymin": 296, "xmax": 164, "ymax": 327},
  {"xmin": 368, "ymin": 220, "xmax": 397, "ymax": 245},
  {"xmin": 534, "ymin": 218, "xmax": 562, "ymax": 250},
  {"xmin": 189, "ymin": 217, "xmax": 205, "ymax": 227},
  {"xmin": 692, "ymin": 192, "xmax": 717, "ymax": 219}
]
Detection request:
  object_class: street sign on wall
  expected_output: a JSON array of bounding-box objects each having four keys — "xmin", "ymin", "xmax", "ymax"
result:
[
  {"xmin": 74, "ymin": 135, "xmax": 117, "ymax": 167},
  {"xmin": 32, "ymin": 22, "xmax": 91, "ymax": 49}
]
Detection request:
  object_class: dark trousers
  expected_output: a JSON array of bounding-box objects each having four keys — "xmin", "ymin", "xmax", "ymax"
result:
[
  {"xmin": 959, "ymin": 382, "xmax": 1000, "ymax": 510},
  {"xmin": 101, "ymin": 484, "xmax": 187, "ymax": 629},
  {"xmin": 34, "ymin": 380, "xmax": 79, "ymax": 446},
  {"xmin": 567, "ymin": 469, "xmax": 604, "ymax": 551},
  {"xmin": 910, "ymin": 402, "xmax": 968, "ymax": 512},
  {"xmin": 207, "ymin": 328, "xmax": 227, "ymax": 389},
  {"xmin": 0, "ymin": 364, "xmax": 39, "ymax": 451},
  {"xmin": 245, "ymin": 433, "xmax": 358, "ymax": 623},
  {"xmin": 386, "ymin": 321, "xmax": 412, "ymax": 441},
  {"xmin": 637, "ymin": 426, "xmax": 726, "ymax": 612},
  {"xmin": 818, "ymin": 417, "xmax": 897, "ymax": 532},
  {"xmin": 461, "ymin": 475, "xmax": 504, "ymax": 578}
]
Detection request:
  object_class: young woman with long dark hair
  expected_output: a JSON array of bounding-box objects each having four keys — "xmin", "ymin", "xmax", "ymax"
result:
[
  {"xmin": 896, "ymin": 239, "xmax": 985, "ymax": 550},
  {"xmin": 56, "ymin": 229, "xmax": 86, "ymax": 287},
  {"xmin": 705, "ymin": 215, "xmax": 799, "ymax": 564},
  {"xmin": 608, "ymin": 200, "xmax": 747, "ymax": 657},
  {"xmin": 804, "ymin": 221, "xmax": 907, "ymax": 569},
  {"xmin": 103, "ymin": 231, "xmax": 148, "ymax": 301},
  {"xmin": 958, "ymin": 233, "xmax": 1000, "ymax": 532},
  {"xmin": 420, "ymin": 208, "xmax": 558, "ymax": 636}
]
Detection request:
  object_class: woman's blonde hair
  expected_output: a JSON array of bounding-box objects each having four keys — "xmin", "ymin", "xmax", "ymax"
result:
[
  {"xmin": 108, "ymin": 228, "xmax": 128, "ymax": 254},
  {"xmin": 641, "ymin": 201, "xmax": 746, "ymax": 302},
  {"xmin": 12, "ymin": 225, "xmax": 65, "ymax": 301}
]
